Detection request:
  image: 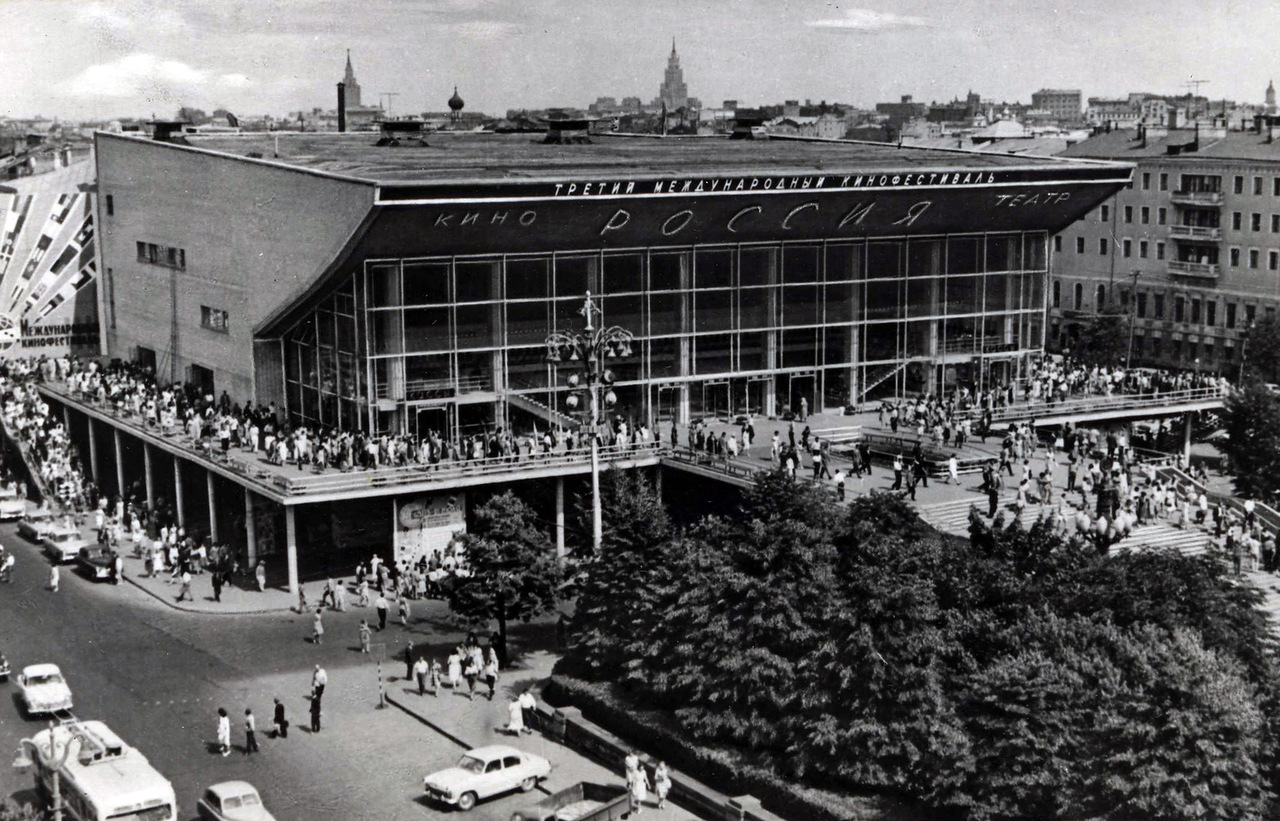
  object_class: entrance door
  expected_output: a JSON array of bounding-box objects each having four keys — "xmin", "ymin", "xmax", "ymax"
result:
[
  {"xmin": 703, "ymin": 381, "xmax": 730, "ymax": 421},
  {"xmin": 414, "ymin": 406, "xmax": 450, "ymax": 440},
  {"xmin": 190, "ymin": 364, "xmax": 214, "ymax": 398},
  {"xmin": 655, "ymin": 385, "xmax": 681, "ymax": 423},
  {"xmin": 733, "ymin": 377, "xmax": 769, "ymax": 418},
  {"xmin": 788, "ymin": 373, "xmax": 815, "ymax": 418}
]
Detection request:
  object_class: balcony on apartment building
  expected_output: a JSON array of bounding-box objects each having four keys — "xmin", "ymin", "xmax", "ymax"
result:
[
  {"xmin": 1167, "ymin": 259, "xmax": 1220, "ymax": 279},
  {"xmin": 1169, "ymin": 189, "xmax": 1223, "ymax": 207},
  {"xmin": 1168, "ymin": 224, "xmax": 1223, "ymax": 242}
]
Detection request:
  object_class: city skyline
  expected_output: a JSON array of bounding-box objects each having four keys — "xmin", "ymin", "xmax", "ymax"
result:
[{"xmin": 1, "ymin": 0, "xmax": 1277, "ymax": 120}]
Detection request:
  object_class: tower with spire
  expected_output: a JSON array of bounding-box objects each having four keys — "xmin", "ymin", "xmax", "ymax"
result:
[
  {"xmin": 658, "ymin": 38, "xmax": 689, "ymax": 111},
  {"xmin": 1267, "ymin": 79, "xmax": 1276, "ymax": 114},
  {"xmin": 342, "ymin": 50, "xmax": 363, "ymax": 108}
]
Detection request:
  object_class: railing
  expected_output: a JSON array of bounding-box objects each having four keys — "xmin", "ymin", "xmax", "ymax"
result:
[
  {"xmin": 983, "ymin": 386, "xmax": 1226, "ymax": 424},
  {"xmin": 1167, "ymin": 259, "xmax": 1221, "ymax": 278},
  {"xmin": 1168, "ymin": 224, "xmax": 1223, "ymax": 242},
  {"xmin": 270, "ymin": 441, "xmax": 665, "ymax": 496},
  {"xmin": 662, "ymin": 447, "xmax": 762, "ymax": 483},
  {"xmin": 943, "ymin": 337, "xmax": 1020, "ymax": 355},
  {"xmin": 375, "ymin": 373, "xmax": 492, "ymax": 400},
  {"xmin": 1154, "ymin": 465, "xmax": 1280, "ymax": 538},
  {"xmin": 859, "ymin": 362, "xmax": 906, "ymax": 402},
  {"xmin": 506, "ymin": 391, "xmax": 577, "ymax": 430},
  {"xmin": 1170, "ymin": 189, "xmax": 1223, "ymax": 207}
]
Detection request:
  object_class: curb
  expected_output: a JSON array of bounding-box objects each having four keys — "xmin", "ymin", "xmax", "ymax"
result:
[{"xmin": 121, "ymin": 573, "xmax": 293, "ymax": 616}]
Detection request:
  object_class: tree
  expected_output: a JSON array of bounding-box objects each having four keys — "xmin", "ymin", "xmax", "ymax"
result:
[
  {"xmin": 1242, "ymin": 313, "xmax": 1280, "ymax": 383},
  {"xmin": 447, "ymin": 491, "xmax": 561, "ymax": 665},
  {"xmin": 1222, "ymin": 381, "xmax": 1280, "ymax": 501},
  {"xmin": 1074, "ymin": 312, "xmax": 1129, "ymax": 367}
]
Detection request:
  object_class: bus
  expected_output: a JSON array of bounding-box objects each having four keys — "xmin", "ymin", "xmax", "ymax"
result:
[{"xmin": 28, "ymin": 721, "xmax": 176, "ymax": 821}]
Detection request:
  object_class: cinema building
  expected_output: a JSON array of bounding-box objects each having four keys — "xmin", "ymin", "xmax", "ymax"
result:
[{"xmin": 52, "ymin": 130, "xmax": 1130, "ymax": 590}]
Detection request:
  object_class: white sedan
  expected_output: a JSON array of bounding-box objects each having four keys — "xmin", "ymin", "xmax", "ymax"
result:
[
  {"xmin": 197, "ymin": 781, "xmax": 276, "ymax": 821},
  {"xmin": 17, "ymin": 663, "xmax": 73, "ymax": 715},
  {"xmin": 42, "ymin": 525, "xmax": 88, "ymax": 564},
  {"xmin": 424, "ymin": 745, "xmax": 551, "ymax": 811},
  {"xmin": 0, "ymin": 486, "xmax": 24, "ymax": 521}
]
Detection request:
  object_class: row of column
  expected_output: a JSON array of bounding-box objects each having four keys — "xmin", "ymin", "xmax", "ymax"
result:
[{"xmin": 77, "ymin": 409, "xmax": 300, "ymax": 595}]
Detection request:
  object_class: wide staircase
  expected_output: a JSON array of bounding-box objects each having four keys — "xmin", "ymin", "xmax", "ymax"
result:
[{"xmin": 506, "ymin": 391, "xmax": 577, "ymax": 430}]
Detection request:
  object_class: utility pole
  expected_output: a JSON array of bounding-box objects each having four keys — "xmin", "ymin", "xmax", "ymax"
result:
[{"xmin": 1125, "ymin": 269, "xmax": 1141, "ymax": 368}]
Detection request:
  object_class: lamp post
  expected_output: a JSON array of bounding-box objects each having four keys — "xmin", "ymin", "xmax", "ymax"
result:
[
  {"xmin": 544, "ymin": 292, "xmax": 635, "ymax": 553},
  {"xmin": 1125, "ymin": 269, "xmax": 1141, "ymax": 369},
  {"xmin": 14, "ymin": 721, "xmax": 78, "ymax": 821},
  {"xmin": 1240, "ymin": 322, "xmax": 1256, "ymax": 382}
]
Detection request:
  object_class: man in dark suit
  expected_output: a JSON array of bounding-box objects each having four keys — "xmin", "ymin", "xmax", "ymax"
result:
[{"xmin": 273, "ymin": 697, "xmax": 287, "ymax": 739}]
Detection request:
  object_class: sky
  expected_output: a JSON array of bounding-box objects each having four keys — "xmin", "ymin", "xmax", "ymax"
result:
[{"xmin": 1, "ymin": 0, "xmax": 1277, "ymax": 121}]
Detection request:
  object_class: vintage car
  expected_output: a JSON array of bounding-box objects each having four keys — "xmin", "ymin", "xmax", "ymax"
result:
[
  {"xmin": 0, "ymin": 486, "xmax": 25, "ymax": 521},
  {"xmin": 17, "ymin": 506, "xmax": 58, "ymax": 542},
  {"xmin": 424, "ymin": 745, "xmax": 551, "ymax": 811},
  {"xmin": 196, "ymin": 781, "xmax": 277, "ymax": 821},
  {"xmin": 17, "ymin": 663, "xmax": 73, "ymax": 715},
  {"xmin": 42, "ymin": 524, "xmax": 89, "ymax": 564},
  {"xmin": 77, "ymin": 544, "xmax": 116, "ymax": 581}
]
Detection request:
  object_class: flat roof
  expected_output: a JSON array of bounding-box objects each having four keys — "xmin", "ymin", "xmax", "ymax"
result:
[
  {"xmin": 1062, "ymin": 129, "xmax": 1280, "ymax": 162},
  {"xmin": 173, "ymin": 131, "xmax": 1099, "ymax": 185}
]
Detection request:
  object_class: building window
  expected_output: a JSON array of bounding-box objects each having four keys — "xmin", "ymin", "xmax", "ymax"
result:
[
  {"xmin": 1154, "ymin": 293, "xmax": 1165, "ymax": 319},
  {"xmin": 1206, "ymin": 301, "xmax": 1216, "ymax": 327},
  {"xmin": 1274, "ymin": 177, "xmax": 1280, "ymax": 197},
  {"xmin": 1255, "ymin": 176, "xmax": 1264, "ymax": 195},
  {"xmin": 1074, "ymin": 282, "xmax": 1083, "ymax": 310},
  {"xmin": 1076, "ymin": 236, "xmax": 1085, "ymax": 253},
  {"xmin": 1191, "ymin": 299, "xmax": 1201, "ymax": 323},
  {"xmin": 1271, "ymin": 250, "xmax": 1279, "ymax": 271},
  {"xmin": 1157, "ymin": 206, "xmax": 1167, "ymax": 225},
  {"xmin": 1100, "ymin": 204, "xmax": 1110, "ymax": 222},
  {"xmin": 1251, "ymin": 249, "xmax": 1260, "ymax": 269},
  {"xmin": 1096, "ymin": 284, "xmax": 1106, "ymax": 311},
  {"xmin": 1156, "ymin": 241, "xmax": 1166, "ymax": 260},
  {"xmin": 1152, "ymin": 337, "xmax": 1163, "ymax": 358},
  {"xmin": 1272, "ymin": 214, "xmax": 1279, "ymax": 233},
  {"xmin": 1253, "ymin": 213, "xmax": 1262, "ymax": 232},
  {"xmin": 105, "ymin": 267, "xmax": 115, "ymax": 329},
  {"xmin": 1122, "ymin": 239, "xmax": 1132, "ymax": 258},
  {"xmin": 135, "ymin": 240, "xmax": 186, "ymax": 271},
  {"xmin": 1139, "ymin": 240, "xmax": 1149, "ymax": 258},
  {"xmin": 1099, "ymin": 237, "xmax": 1108, "ymax": 255},
  {"xmin": 1052, "ymin": 279, "xmax": 1061, "ymax": 308},
  {"xmin": 1247, "ymin": 304, "xmax": 1257, "ymax": 324},
  {"xmin": 1137, "ymin": 292, "xmax": 1147, "ymax": 318},
  {"xmin": 1235, "ymin": 175, "xmax": 1245, "ymax": 194},
  {"xmin": 1053, "ymin": 235, "xmax": 1062, "ymax": 252},
  {"xmin": 1159, "ymin": 172, "xmax": 1169, "ymax": 191},
  {"xmin": 1141, "ymin": 206, "xmax": 1150, "ymax": 224},
  {"xmin": 200, "ymin": 306, "xmax": 229, "ymax": 332},
  {"xmin": 105, "ymin": 194, "xmax": 113, "ymax": 217},
  {"xmin": 1175, "ymin": 296, "xmax": 1184, "ymax": 322},
  {"xmin": 1231, "ymin": 248, "xmax": 1241, "ymax": 267},
  {"xmin": 1142, "ymin": 172, "xmax": 1151, "ymax": 190},
  {"xmin": 1233, "ymin": 212, "xmax": 1243, "ymax": 230},
  {"xmin": 1124, "ymin": 205, "xmax": 1133, "ymax": 223},
  {"xmin": 1120, "ymin": 288, "xmax": 1130, "ymax": 309},
  {"xmin": 1227, "ymin": 302, "xmax": 1236, "ymax": 329}
]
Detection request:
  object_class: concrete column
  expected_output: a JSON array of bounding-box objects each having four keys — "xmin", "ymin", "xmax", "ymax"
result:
[
  {"xmin": 87, "ymin": 419, "xmax": 99, "ymax": 484},
  {"xmin": 173, "ymin": 459, "xmax": 185, "ymax": 528},
  {"xmin": 113, "ymin": 428, "xmax": 124, "ymax": 499},
  {"xmin": 206, "ymin": 471, "xmax": 219, "ymax": 543},
  {"xmin": 284, "ymin": 504, "xmax": 299, "ymax": 597},
  {"xmin": 143, "ymin": 443, "xmax": 154, "ymax": 511},
  {"xmin": 244, "ymin": 488, "xmax": 257, "ymax": 566},
  {"xmin": 555, "ymin": 477, "xmax": 566, "ymax": 561},
  {"xmin": 1183, "ymin": 413, "xmax": 1193, "ymax": 464}
]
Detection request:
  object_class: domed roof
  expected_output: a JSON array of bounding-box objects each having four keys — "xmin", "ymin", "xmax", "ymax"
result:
[{"xmin": 448, "ymin": 86, "xmax": 464, "ymax": 111}]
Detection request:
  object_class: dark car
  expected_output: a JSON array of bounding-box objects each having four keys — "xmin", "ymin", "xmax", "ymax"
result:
[{"xmin": 77, "ymin": 544, "xmax": 116, "ymax": 582}]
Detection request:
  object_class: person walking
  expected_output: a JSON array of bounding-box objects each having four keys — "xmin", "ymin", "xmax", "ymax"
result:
[
  {"xmin": 447, "ymin": 651, "xmax": 462, "ymax": 692},
  {"xmin": 627, "ymin": 764, "xmax": 651, "ymax": 816},
  {"xmin": 462, "ymin": 653, "xmax": 479, "ymax": 701},
  {"xmin": 216, "ymin": 708, "xmax": 231, "ymax": 757},
  {"xmin": 654, "ymin": 761, "xmax": 672, "ymax": 810},
  {"xmin": 254, "ymin": 560, "xmax": 266, "ymax": 592},
  {"xmin": 244, "ymin": 708, "xmax": 259, "ymax": 754},
  {"xmin": 359, "ymin": 620, "xmax": 372, "ymax": 653},
  {"xmin": 505, "ymin": 696, "xmax": 525, "ymax": 736},
  {"xmin": 49, "ymin": 564, "xmax": 59, "ymax": 593},
  {"xmin": 310, "ymin": 608, "xmax": 325, "ymax": 645},
  {"xmin": 518, "ymin": 688, "xmax": 537, "ymax": 734},
  {"xmin": 211, "ymin": 570, "xmax": 223, "ymax": 603},
  {"xmin": 176, "ymin": 570, "xmax": 192, "ymax": 602},
  {"xmin": 483, "ymin": 654, "xmax": 499, "ymax": 701},
  {"xmin": 414, "ymin": 656, "xmax": 430, "ymax": 696},
  {"xmin": 398, "ymin": 595, "xmax": 411, "ymax": 628},
  {"xmin": 357, "ymin": 578, "xmax": 370, "ymax": 607},
  {"xmin": 947, "ymin": 455, "xmax": 959, "ymax": 485},
  {"xmin": 333, "ymin": 580, "xmax": 346, "ymax": 612},
  {"xmin": 430, "ymin": 659, "xmax": 443, "ymax": 697},
  {"xmin": 311, "ymin": 664, "xmax": 327, "ymax": 701},
  {"xmin": 272, "ymin": 697, "xmax": 288, "ymax": 739},
  {"xmin": 374, "ymin": 593, "xmax": 389, "ymax": 631},
  {"xmin": 309, "ymin": 696, "xmax": 321, "ymax": 733}
]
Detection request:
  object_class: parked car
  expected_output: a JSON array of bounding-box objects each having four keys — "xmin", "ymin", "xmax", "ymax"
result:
[
  {"xmin": 197, "ymin": 781, "xmax": 276, "ymax": 821},
  {"xmin": 18, "ymin": 507, "xmax": 58, "ymax": 542},
  {"xmin": 0, "ymin": 486, "xmax": 24, "ymax": 521},
  {"xmin": 42, "ymin": 525, "xmax": 88, "ymax": 564},
  {"xmin": 17, "ymin": 663, "xmax": 72, "ymax": 715},
  {"xmin": 511, "ymin": 781, "xmax": 629, "ymax": 821},
  {"xmin": 423, "ymin": 745, "xmax": 551, "ymax": 811},
  {"xmin": 77, "ymin": 545, "xmax": 116, "ymax": 581}
]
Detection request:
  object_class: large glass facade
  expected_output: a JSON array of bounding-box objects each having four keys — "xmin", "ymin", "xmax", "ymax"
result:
[{"xmin": 280, "ymin": 232, "xmax": 1048, "ymax": 435}]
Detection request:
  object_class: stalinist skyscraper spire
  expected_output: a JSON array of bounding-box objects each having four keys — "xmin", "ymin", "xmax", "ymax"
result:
[
  {"xmin": 342, "ymin": 50, "xmax": 363, "ymax": 108},
  {"xmin": 658, "ymin": 38, "xmax": 689, "ymax": 111}
]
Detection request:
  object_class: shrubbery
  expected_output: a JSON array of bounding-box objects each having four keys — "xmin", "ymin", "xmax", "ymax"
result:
[{"xmin": 561, "ymin": 467, "xmax": 1280, "ymax": 821}]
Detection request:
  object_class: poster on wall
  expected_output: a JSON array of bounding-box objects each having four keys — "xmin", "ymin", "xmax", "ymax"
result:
[{"xmin": 394, "ymin": 492, "xmax": 466, "ymax": 569}]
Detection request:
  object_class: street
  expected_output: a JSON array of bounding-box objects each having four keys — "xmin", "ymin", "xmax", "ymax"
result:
[{"xmin": 0, "ymin": 519, "xmax": 566, "ymax": 821}]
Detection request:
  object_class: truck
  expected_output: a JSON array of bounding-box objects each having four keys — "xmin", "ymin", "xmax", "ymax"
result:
[{"xmin": 509, "ymin": 782, "xmax": 629, "ymax": 821}]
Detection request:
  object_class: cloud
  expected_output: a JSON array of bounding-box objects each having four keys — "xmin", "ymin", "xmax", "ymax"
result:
[
  {"xmin": 806, "ymin": 7, "xmax": 930, "ymax": 32},
  {"xmin": 58, "ymin": 53, "xmax": 253, "ymax": 104},
  {"xmin": 447, "ymin": 20, "xmax": 522, "ymax": 39}
]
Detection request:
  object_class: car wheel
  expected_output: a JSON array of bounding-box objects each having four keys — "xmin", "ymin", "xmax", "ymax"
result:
[
  {"xmin": 520, "ymin": 776, "xmax": 537, "ymax": 792},
  {"xmin": 456, "ymin": 792, "xmax": 477, "ymax": 811}
]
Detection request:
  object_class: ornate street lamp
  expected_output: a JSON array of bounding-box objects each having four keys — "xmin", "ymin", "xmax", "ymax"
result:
[
  {"xmin": 14, "ymin": 721, "xmax": 80, "ymax": 821},
  {"xmin": 545, "ymin": 292, "xmax": 635, "ymax": 553}
]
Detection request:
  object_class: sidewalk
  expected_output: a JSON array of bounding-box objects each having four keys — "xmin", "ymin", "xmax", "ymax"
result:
[
  {"xmin": 119, "ymin": 552, "xmax": 298, "ymax": 614},
  {"xmin": 385, "ymin": 650, "xmax": 705, "ymax": 820}
]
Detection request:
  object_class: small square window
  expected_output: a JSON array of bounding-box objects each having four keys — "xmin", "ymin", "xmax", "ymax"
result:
[
  {"xmin": 1271, "ymin": 214, "xmax": 1279, "ymax": 233},
  {"xmin": 1271, "ymin": 251, "xmax": 1279, "ymax": 271},
  {"xmin": 1100, "ymin": 204, "xmax": 1110, "ymax": 222}
]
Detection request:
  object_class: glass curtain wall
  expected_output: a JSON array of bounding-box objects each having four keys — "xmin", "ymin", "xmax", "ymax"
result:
[{"xmin": 279, "ymin": 231, "xmax": 1048, "ymax": 434}]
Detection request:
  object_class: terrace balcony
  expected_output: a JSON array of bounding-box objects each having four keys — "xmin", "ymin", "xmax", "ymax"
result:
[
  {"xmin": 1168, "ymin": 224, "xmax": 1223, "ymax": 242},
  {"xmin": 1167, "ymin": 259, "xmax": 1220, "ymax": 279}
]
